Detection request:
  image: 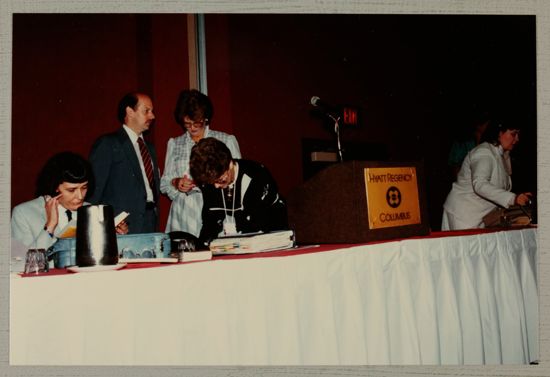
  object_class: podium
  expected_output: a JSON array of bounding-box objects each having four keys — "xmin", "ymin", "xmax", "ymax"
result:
[{"xmin": 287, "ymin": 161, "xmax": 430, "ymax": 244}]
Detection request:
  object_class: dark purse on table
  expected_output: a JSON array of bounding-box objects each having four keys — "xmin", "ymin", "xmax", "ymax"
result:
[{"xmin": 482, "ymin": 204, "xmax": 533, "ymax": 228}]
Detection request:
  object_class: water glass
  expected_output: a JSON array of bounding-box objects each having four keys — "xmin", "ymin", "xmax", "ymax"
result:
[
  {"xmin": 24, "ymin": 249, "xmax": 49, "ymax": 274},
  {"xmin": 170, "ymin": 238, "xmax": 195, "ymax": 261}
]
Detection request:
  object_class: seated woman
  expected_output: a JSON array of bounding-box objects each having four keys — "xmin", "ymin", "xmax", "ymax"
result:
[
  {"xmin": 160, "ymin": 89, "xmax": 241, "ymax": 237},
  {"xmin": 442, "ymin": 119, "xmax": 532, "ymax": 230},
  {"xmin": 11, "ymin": 151, "xmax": 128, "ymax": 250},
  {"xmin": 189, "ymin": 137, "xmax": 288, "ymax": 247}
]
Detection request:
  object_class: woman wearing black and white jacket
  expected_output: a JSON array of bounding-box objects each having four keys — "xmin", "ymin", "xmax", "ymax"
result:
[{"xmin": 190, "ymin": 137, "xmax": 288, "ymax": 247}]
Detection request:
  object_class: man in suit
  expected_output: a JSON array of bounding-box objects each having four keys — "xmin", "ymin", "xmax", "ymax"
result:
[{"xmin": 88, "ymin": 92, "xmax": 160, "ymax": 234}]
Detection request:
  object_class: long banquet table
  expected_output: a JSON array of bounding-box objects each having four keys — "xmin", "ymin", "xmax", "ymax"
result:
[{"xmin": 10, "ymin": 227, "xmax": 538, "ymax": 365}]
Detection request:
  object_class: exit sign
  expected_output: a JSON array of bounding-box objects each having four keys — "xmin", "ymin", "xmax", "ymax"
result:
[{"xmin": 342, "ymin": 106, "xmax": 359, "ymax": 126}]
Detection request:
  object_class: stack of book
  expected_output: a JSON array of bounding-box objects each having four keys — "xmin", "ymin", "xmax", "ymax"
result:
[{"xmin": 209, "ymin": 230, "xmax": 295, "ymax": 255}]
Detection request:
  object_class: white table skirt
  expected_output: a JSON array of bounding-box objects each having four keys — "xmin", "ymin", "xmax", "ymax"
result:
[{"xmin": 10, "ymin": 228, "xmax": 538, "ymax": 365}]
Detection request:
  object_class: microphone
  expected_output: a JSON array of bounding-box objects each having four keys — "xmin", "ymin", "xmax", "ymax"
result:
[
  {"xmin": 310, "ymin": 95, "xmax": 322, "ymax": 106},
  {"xmin": 310, "ymin": 96, "xmax": 338, "ymax": 116},
  {"xmin": 310, "ymin": 96, "xmax": 344, "ymax": 161}
]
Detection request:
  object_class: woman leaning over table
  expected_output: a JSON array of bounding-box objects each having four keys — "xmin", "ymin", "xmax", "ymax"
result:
[
  {"xmin": 189, "ymin": 137, "xmax": 288, "ymax": 248},
  {"xmin": 441, "ymin": 118, "xmax": 532, "ymax": 230},
  {"xmin": 11, "ymin": 151, "xmax": 128, "ymax": 250},
  {"xmin": 160, "ymin": 89, "xmax": 241, "ymax": 236}
]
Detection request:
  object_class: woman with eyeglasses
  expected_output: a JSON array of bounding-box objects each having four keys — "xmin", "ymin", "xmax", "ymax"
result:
[
  {"xmin": 160, "ymin": 89, "xmax": 241, "ymax": 237},
  {"xmin": 11, "ymin": 151, "xmax": 128, "ymax": 250},
  {"xmin": 441, "ymin": 118, "xmax": 533, "ymax": 230},
  {"xmin": 190, "ymin": 137, "xmax": 288, "ymax": 248}
]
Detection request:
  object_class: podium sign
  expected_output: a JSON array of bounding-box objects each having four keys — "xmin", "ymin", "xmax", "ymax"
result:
[
  {"xmin": 287, "ymin": 160, "xmax": 429, "ymax": 244},
  {"xmin": 364, "ymin": 167, "xmax": 421, "ymax": 229}
]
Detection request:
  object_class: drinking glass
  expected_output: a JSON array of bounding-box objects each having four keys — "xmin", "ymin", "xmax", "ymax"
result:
[
  {"xmin": 170, "ymin": 238, "xmax": 195, "ymax": 261},
  {"xmin": 24, "ymin": 249, "xmax": 49, "ymax": 274}
]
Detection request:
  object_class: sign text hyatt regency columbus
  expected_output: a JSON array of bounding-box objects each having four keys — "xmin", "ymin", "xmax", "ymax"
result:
[{"xmin": 364, "ymin": 167, "xmax": 422, "ymax": 229}]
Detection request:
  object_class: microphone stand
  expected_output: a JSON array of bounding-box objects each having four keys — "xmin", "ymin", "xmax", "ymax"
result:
[{"xmin": 328, "ymin": 113, "xmax": 343, "ymax": 162}]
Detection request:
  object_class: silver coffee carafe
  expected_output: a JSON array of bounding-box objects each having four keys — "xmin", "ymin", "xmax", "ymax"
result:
[{"xmin": 75, "ymin": 204, "xmax": 118, "ymax": 267}]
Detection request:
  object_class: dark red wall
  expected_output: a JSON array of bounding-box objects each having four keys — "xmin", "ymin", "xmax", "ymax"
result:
[
  {"xmin": 12, "ymin": 14, "xmax": 536, "ymax": 231},
  {"xmin": 12, "ymin": 14, "xmax": 190, "ymax": 231},
  {"xmin": 12, "ymin": 14, "xmax": 139, "ymax": 175}
]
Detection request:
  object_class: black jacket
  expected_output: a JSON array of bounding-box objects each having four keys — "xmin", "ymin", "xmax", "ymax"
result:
[{"xmin": 88, "ymin": 127, "xmax": 160, "ymax": 233}]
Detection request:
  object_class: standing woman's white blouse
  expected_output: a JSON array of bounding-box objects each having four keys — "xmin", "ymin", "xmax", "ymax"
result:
[
  {"xmin": 160, "ymin": 126, "xmax": 241, "ymax": 236},
  {"xmin": 442, "ymin": 142, "xmax": 516, "ymax": 230}
]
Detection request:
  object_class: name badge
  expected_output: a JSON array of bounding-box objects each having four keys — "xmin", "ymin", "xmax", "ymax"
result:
[{"xmin": 223, "ymin": 217, "xmax": 237, "ymax": 235}]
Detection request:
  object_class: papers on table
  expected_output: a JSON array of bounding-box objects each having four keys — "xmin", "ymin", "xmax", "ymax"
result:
[
  {"xmin": 209, "ymin": 230, "xmax": 295, "ymax": 255},
  {"xmin": 119, "ymin": 257, "xmax": 179, "ymax": 264},
  {"xmin": 181, "ymin": 250, "xmax": 213, "ymax": 262}
]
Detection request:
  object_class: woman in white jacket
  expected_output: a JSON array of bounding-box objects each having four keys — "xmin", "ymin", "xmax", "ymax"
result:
[
  {"xmin": 11, "ymin": 151, "xmax": 128, "ymax": 249},
  {"xmin": 442, "ymin": 119, "xmax": 532, "ymax": 230}
]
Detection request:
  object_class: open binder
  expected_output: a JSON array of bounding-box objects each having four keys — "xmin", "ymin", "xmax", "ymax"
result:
[{"xmin": 209, "ymin": 230, "xmax": 295, "ymax": 255}]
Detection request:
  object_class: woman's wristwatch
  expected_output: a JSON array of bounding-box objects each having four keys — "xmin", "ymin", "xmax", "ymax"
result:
[{"xmin": 43, "ymin": 225, "xmax": 54, "ymax": 238}]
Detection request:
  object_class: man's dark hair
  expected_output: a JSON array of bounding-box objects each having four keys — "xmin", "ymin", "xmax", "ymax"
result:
[
  {"xmin": 174, "ymin": 89, "xmax": 214, "ymax": 127},
  {"xmin": 189, "ymin": 138, "xmax": 232, "ymax": 186},
  {"xmin": 117, "ymin": 92, "xmax": 140, "ymax": 124},
  {"xmin": 35, "ymin": 151, "xmax": 94, "ymax": 197}
]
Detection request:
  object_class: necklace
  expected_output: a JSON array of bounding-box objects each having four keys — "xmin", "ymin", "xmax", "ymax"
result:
[
  {"xmin": 221, "ymin": 184, "xmax": 237, "ymax": 235},
  {"xmin": 225, "ymin": 183, "xmax": 234, "ymax": 198},
  {"xmin": 221, "ymin": 184, "xmax": 236, "ymax": 212}
]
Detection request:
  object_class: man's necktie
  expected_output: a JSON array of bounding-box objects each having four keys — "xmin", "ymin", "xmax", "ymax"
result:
[
  {"xmin": 138, "ymin": 137, "xmax": 154, "ymax": 190},
  {"xmin": 66, "ymin": 209, "xmax": 72, "ymax": 222}
]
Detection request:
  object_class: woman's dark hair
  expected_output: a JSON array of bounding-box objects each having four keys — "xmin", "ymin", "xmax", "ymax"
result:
[
  {"xmin": 480, "ymin": 118, "xmax": 521, "ymax": 146},
  {"xmin": 117, "ymin": 92, "xmax": 140, "ymax": 124},
  {"xmin": 189, "ymin": 138, "xmax": 232, "ymax": 186},
  {"xmin": 35, "ymin": 152, "xmax": 94, "ymax": 197},
  {"xmin": 174, "ymin": 89, "xmax": 213, "ymax": 127}
]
